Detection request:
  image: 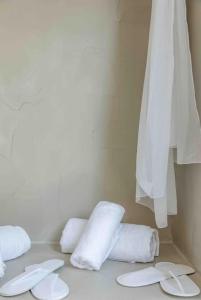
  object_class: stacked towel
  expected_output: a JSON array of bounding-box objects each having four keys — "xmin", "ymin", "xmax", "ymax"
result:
[
  {"xmin": 70, "ymin": 201, "xmax": 125, "ymax": 270},
  {"xmin": 61, "ymin": 218, "xmax": 159, "ymax": 263},
  {"xmin": 0, "ymin": 226, "xmax": 31, "ymax": 261}
]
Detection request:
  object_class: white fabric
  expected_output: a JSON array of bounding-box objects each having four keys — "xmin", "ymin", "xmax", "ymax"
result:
[
  {"xmin": 60, "ymin": 218, "xmax": 87, "ymax": 254},
  {"xmin": 136, "ymin": 0, "xmax": 201, "ymax": 228},
  {"xmin": 109, "ymin": 223, "xmax": 159, "ymax": 263},
  {"xmin": 160, "ymin": 275, "xmax": 200, "ymax": 297},
  {"xmin": 25, "ymin": 264, "xmax": 69, "ymax": 300},
  {"xmin": 0, "ymin": 259, "xmax": 64, "ymax": 297},
  {"xmin": 61, "ymin": 218, "xmax": 159, "ymax": 263},
  {"xmin": 0, "ymin": 226, "xmax": 31, "ymax": 261},
  {"xmin": 30, "ymin": 273, "xmax": 69, "ymax": 300},
  {"xmin": 70, "ymin": 201, "xmax": 125, "ymax": 271},
  {"xmin": 117, "ymin": 267, "xmax": 167, "ymax": 287},
  {"xmin": 117, "ymin": 262, "xmax": 195, "ymax": 287},
  {"xmin": 0, "ymin": 253, "xmax": 6, "ymax": 278}
]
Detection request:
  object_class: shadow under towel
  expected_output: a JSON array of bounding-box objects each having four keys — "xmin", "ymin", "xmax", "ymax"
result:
[
  {"xmin": 0, "ymin": 253, "xmax": 6, "ymax": 278},
  {"xmin": 136, "ymin": 0, "xmax": 201, "ymax": 228}
]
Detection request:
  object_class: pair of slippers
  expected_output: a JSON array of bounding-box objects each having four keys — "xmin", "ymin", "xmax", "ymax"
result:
[
  {"xmin": 117, "ymin": 262, "xmax": 200, "ymax": 297},
  {"xmin": 0, "ymin": 259, "xmax": 69, "ymax": 300}
]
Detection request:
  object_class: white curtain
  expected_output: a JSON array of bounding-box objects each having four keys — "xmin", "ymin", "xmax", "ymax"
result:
[{"xmin": 136, "ymin": 0, "xmax": 201, "ymax": 228}]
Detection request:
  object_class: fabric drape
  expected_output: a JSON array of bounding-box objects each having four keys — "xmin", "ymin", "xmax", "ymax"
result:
[{"xmin": 136, "ymin": 0, "xmax": 201, "ymax": 228}]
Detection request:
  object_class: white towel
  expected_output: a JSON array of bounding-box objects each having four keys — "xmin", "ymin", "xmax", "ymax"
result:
[
  {"xmin": 136, "ymin": 0, "xmax": 201, "ymax": 228},
  {"xmin": 0, "ymin": 254, "xmax": 6, "ymax": 279},
  {"xmin": 109, "ymin": 223, "xmax": 159, "ymax": 263},
  {"xmin": 61, "ymin": 218, "xmax": 87, "ymax": 254},
  {"xmin": 70, "ymin": 201, "xmax": 125, "ymax": 270},
  {"xmin": 0, "ymin": 226, "xmax": 31, "ymax": 261},
  {"xmin": 61, "ymin": 218, "xmax": 159, "ymax": 263}
]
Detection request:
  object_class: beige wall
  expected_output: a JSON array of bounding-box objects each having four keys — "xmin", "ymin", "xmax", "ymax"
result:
[
  {"xmin": 172, "ymin": 0, "xmax": 201, "ymax": 272},
  {"xmin": 0, "ymin": 0, "xmax": 171, "ymax": 242}
]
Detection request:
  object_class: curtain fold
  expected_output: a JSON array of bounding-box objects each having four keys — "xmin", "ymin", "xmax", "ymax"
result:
[{"xmin": 136, "ymin": 0, "xmax": 201, "ymax": 228}]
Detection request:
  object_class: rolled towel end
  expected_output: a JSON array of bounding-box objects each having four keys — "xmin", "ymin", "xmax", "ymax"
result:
[
  {"xmin": 60, "ymin": 218, "xmax": 87, "ymax": 254},
  {"xmin": 0, "ymin": 226, "xmax": 31, "ymax": 262},
  {"xmin": 70, "ymin": 254, "xmax": 98, "ymax": 271}
]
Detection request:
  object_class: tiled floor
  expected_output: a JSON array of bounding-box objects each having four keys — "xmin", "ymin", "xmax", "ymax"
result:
[{"xmin": 0, "ymin": 243, "xmax": 201, "ymax": 299}]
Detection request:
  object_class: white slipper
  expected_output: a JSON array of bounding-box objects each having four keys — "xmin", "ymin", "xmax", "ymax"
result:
[
  {"xmin": 31, "ymin": 273, "xmax": 69, "ymax": 300},
  {"xmin": 155, "ymin": 262, "xmax": 195, "ymax": 277},
  {"xmin": 25, "ymin": 264, "xmax": 69, "ymax": 300},
  {"xmin": 0, "ymin": 259, "xmax": 64, "ymax": 297},
  {"xmin": 116, "ymin": 262, "xmax": 195, "ymax": 287},
  {"xmin": 160, "ymin": 272, "xmax": 200, "ymax": 297}
]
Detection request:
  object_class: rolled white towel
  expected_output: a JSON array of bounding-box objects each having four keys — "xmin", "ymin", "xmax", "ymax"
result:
[
  {"xmin": 61, "ymin": 219, "xmax": 159, "ymax": 263},
  {"xmin": 61, "ymin": 218, "xmax": 86, "ymax": 254},
  {"xmin": 109, "ymin": 223, "xmax": 159, "ymax": 263},
  {"xmin": 70, "ymin": 201, "xmax": 125, "ymax": 271},
  {"xmin": 0, "ymin": 226, "xmax": 31, "ymax": 261},
  {"xmin": 0, "ymin": 254, "xmax": 6, "ymax": 279}
]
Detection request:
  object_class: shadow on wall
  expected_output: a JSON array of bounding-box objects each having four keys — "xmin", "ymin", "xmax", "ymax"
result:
[
  {"xmin": 0, "ymin": 0, "xmax": 170, "ymax": 242},
  {"xmin": 102, "ymin": 0, "xmax": 153, "ymax": 225}
]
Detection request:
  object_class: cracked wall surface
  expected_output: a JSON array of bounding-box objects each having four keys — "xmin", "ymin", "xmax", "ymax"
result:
[{"xmin": 0, "ymin": 0, "xmax": 171, "ymax": 242}]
